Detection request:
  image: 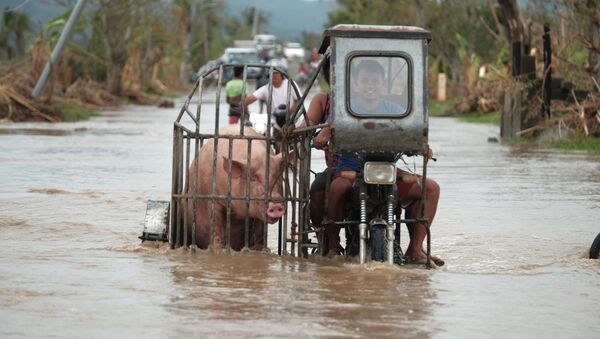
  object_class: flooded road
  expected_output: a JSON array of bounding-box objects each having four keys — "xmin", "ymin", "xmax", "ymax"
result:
[{"xmin": 1, "ymin": 94, "xmax": 599, "ymax": 338}]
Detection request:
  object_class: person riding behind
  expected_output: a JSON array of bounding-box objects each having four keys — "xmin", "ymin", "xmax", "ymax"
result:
[
  {"xmin": 304, "ymin": 58, "xmax": 341, "ymax": 254},
  {"xmin": 225, "ymin": 65, "xmax": 251, "ymax": 125}
]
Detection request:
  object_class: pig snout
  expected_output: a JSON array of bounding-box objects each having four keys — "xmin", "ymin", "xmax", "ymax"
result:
[{"xmin": 267, "ymin": 202, "xmax": 285, "ymax": 223}]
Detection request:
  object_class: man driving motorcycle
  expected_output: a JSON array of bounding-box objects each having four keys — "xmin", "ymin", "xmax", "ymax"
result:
[{"xmin": 318, "ymin": 59, "xmax": 444, "ymax": 266}]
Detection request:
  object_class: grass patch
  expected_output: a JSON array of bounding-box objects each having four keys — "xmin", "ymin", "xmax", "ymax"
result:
[
  {"xmin": 49, "ymin": 98, "xmax": 97, "ymax": 121},
  {"xmin": 160, "ymin": 92, "xmax": 181, "ymax": 99},
  {"xmin": 429, "ymin": 99, "xmax": 455, "ymax": 116},
  {"xmin": 549, "ymin": 132, "xmax": 600, "ymax": 153},
  {"xmin": 456, "ymin": 111, "xmax": 500, "ymax": 124}
]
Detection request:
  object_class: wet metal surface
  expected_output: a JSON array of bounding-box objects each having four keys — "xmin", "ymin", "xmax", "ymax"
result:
[
  {"xmin": 330, "ymin": 36, "xmax": 429, "ymax": 153},
  {"xmin": 1, "ymin": 97, "xmax": 599, "ymax": 337}
]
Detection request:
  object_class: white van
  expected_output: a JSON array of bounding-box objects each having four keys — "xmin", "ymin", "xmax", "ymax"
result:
[
  {"xmin": 283, "ymin": 42, "xmax": 305, "ymax": 59},
  {"xmin": 254, "ymin": 34, "xmax": 276, "ymax": 50},
  {"xmin": 254, "ymin": 34, "xmax": 276, "ymax": 58}
]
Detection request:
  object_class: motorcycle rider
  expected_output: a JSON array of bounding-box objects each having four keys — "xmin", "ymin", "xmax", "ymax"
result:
[{"xmin": 316, "ymin": 58, "xmax": 444, "ymax": 266}]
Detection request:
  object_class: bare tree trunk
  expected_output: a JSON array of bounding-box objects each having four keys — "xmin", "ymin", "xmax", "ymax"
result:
[
  {"xmin": 201, "ymin": 1, "xmax": 209, "ymax": 63},
  {"xmin": 180, "ymin": 0, "xmax": 196, "ymax": 83},
  {"xmin": 98, "ymin": 0, "xmax": 129, "ymax": 95},
  {"xmin": 497, "ymin": 0, "xmax": 523, "ymax": 42},
  {"xmin": 15, "ymin": 31, "xmax": 25, "ymax": 56},
  {"xmin": 413, "ymin": 0, "xmax": 425, "ymax": 27},
  {"xmin": 487, "ymin": 0, "xmax": 509, "ymax": 44},
  {"xmin": 588, "ymin": 1, "xmax": 600, "ymax": 77}
]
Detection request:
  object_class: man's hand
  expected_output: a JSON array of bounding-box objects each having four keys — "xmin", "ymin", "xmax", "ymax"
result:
[
  {"xmin": 314, "ymin": 126, "xmax": 331, "ymax": 149},
  {"xmin": 427, "ymin": 148, "xmax": 437, "ymax": 162}
]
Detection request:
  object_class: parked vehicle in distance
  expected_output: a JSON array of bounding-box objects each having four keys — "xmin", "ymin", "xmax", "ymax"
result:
[
  {"xmin": 220, "ymin": 47, "xmax": 263, "ymax": 80},
  {"xmin": 190, "ymin": 59, "xmax": 220, "ymax": 84},
  {"xmin": 283, "ymin": 42, "xmax": 305, "ymax": 59},
  {"xmin": 254, "ymin": 34, "xmax": 276, "ymax": 58},
  {"xmin": 233, "ymin": 40, "xmax": 256, "ymax": 48}
]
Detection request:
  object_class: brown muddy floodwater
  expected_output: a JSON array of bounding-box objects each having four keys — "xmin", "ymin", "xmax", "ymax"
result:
[{"xmin": 1, "ymin": 93, "xmax": 599, "ymax": 338}]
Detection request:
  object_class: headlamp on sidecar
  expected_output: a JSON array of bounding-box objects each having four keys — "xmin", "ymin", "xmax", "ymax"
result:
[{"xmin": 364, "ymin": 162, "xmax": 396, "ymax": 185}]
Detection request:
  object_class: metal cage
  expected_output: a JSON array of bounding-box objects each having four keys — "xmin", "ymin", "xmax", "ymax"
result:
[{"xmin": 169, "ymin": 62, "xmax": 325, "ymax": 257}]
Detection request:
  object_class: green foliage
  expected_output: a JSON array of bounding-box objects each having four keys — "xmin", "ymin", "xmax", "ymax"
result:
[
  {"xmin": 456, "ymin": 111, "xmax": 501, "ymax": 125},
  {"xmin": 49, "ymin": 98, "xmax": 97, "ymax": 121},
  {"xmin": 550, "ymin": 131, "xmax": 600, "ymax": 153},
  {"xmin": 327, "ymin": 0, "xmax": 415, "ymax": 26},
  {"xmin": 241, "ymin": 6, "xmax": 269, "ymax": 34},
  {"xmin": 1, "ymin": 8, "xmax": 31, "ymax": 58},
  {"xmin": 455, "ymin": 33, "xmax": 468, "ymax": 62},
  {"xmin": 429, "ymin": 99, "xmax": 455, "ymax": 116},
  {"xmin": 301, "ymin": 31, "xmax": 322, "ymax": 51},
  {"xmin": 327, "ymin": 0, "xmax": 506, "ymax": 92}
]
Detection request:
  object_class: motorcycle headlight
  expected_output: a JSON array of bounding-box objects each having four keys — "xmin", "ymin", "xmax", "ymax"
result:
[{"xmin": 364, "ymin": 162, "xmax": 396, "ymax": 185}]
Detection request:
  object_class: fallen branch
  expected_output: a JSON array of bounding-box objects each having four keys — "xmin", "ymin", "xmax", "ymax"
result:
[
  {"xmin": 571, "ymin": 89, "xmax": 589, "ymax": 136},
  {"xmin": 0, "ymin": 85, "xmax": 57, "ymax": 122},
  {"xmin": 516, "ymin": 115, "xmax": 573, "ymax": 137},
  {"xmin": 592, "ymin": 75, "xmax": 600, "ymax": 93}
]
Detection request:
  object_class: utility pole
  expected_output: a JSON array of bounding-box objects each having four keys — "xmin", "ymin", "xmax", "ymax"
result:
[
  {"xmin": 251, "ymin": 6, "xmax": 259, "ymax": 36},
  {"xmin": 32, "ymin": 0, "xmax": 87, "ymax": 98},
  {"xmin": 201, "ymin": 1, "xmax": 209, "ymax": 62}
]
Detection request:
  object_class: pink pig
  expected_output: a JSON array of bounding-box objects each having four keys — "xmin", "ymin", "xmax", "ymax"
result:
[{"xmin": 186, "ymin": 125, "xmax": 287, "ymax": 251}]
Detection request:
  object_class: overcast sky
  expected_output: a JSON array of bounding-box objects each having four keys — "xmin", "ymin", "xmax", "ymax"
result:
[{"xmin": 225, "ymin": 0, "xmax": 339, "ymax": 39}]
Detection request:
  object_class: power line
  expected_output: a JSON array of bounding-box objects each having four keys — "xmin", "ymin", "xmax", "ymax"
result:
[{"xmin": 2, "ymin": 0, "xmax": 34, "ymax": 12}]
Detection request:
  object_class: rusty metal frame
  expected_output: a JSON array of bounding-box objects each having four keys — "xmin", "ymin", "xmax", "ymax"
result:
[{"xmin": 169, "ymin": 62, "xmax": 321, "ymax": 257}]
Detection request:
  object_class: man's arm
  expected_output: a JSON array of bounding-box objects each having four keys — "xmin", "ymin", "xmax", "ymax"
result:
[
  {"xmin": 244, "ymin": 85, "xmax": 266, "ymax": 109},
  {"xmin": 305, "ymin": 93, "xmax": 331, "ymax": 149},
  {"xmin": 244, "ymin": 94, "xmax": 257, "ymax": 107},
  {"xmin": 305, "ymin": 93, "xmax": 326, "ymax": 126}
]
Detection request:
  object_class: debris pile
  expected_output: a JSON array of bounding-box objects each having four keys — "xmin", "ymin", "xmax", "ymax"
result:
[{"xmin": 454, "ymin": 78, "xmax": 505, "ymax": 114}]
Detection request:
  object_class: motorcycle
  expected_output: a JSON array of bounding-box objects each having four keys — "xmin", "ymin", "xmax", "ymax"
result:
[{"xmin": 322, "ymin": 152, "xmax": 422, "ymax": 265}]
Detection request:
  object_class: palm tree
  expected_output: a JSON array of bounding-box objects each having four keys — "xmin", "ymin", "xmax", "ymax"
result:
[{"xmin": 2, "ymin": 9, "xmax": 31, "ymax": 58}]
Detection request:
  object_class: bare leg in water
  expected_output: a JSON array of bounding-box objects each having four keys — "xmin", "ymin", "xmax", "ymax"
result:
[
  {"xmin": 403, "ymin": 178, "xmax": 444, "ymax": 266},
  {"xmin": 325, "ymin": 176, "xmax": 353, "ymax": 257}
]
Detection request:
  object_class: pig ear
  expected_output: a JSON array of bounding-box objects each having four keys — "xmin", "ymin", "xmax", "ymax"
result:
[{"xmin": 222, "ymin": 156, "xmax": 246, "ymax": 178}]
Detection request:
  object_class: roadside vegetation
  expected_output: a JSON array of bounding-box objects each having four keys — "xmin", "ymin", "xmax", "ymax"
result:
[
  {"xmin": 0, "ymin": 0, "xmax": 269, "ymax": 122},
  {"xmin": 456, "ymin": 111, "xmax": 501, "ymax": 125},
  {"xmin": 326, "ymin": 0, "xmax": 599, "ymax": 152},
  {"xmin": 429, "ymin": 99, "xmax": 455, "ymax": 117},
  {"xmin": 0, "ymin": 0, "xmax": 598, "ymax": 156},
  {"xmin": 550, "ymin": 132, "xmax": 600, "ymax": 153}
]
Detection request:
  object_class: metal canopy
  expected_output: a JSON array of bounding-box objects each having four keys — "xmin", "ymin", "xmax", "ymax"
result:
[{"xmin": 319, "ymin": 24, "xmax": 431, "ymax": 53}]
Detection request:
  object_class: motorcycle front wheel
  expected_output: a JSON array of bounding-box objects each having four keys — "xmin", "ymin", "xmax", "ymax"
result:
[{"xmin": 371, "ymin": 224, "xmax": 386, "ymax": 262}]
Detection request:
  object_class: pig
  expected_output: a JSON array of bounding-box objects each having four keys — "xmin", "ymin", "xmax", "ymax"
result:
[{"xmin": 185, "ymin": 125, "xmax": 287, "ymax": 251}]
